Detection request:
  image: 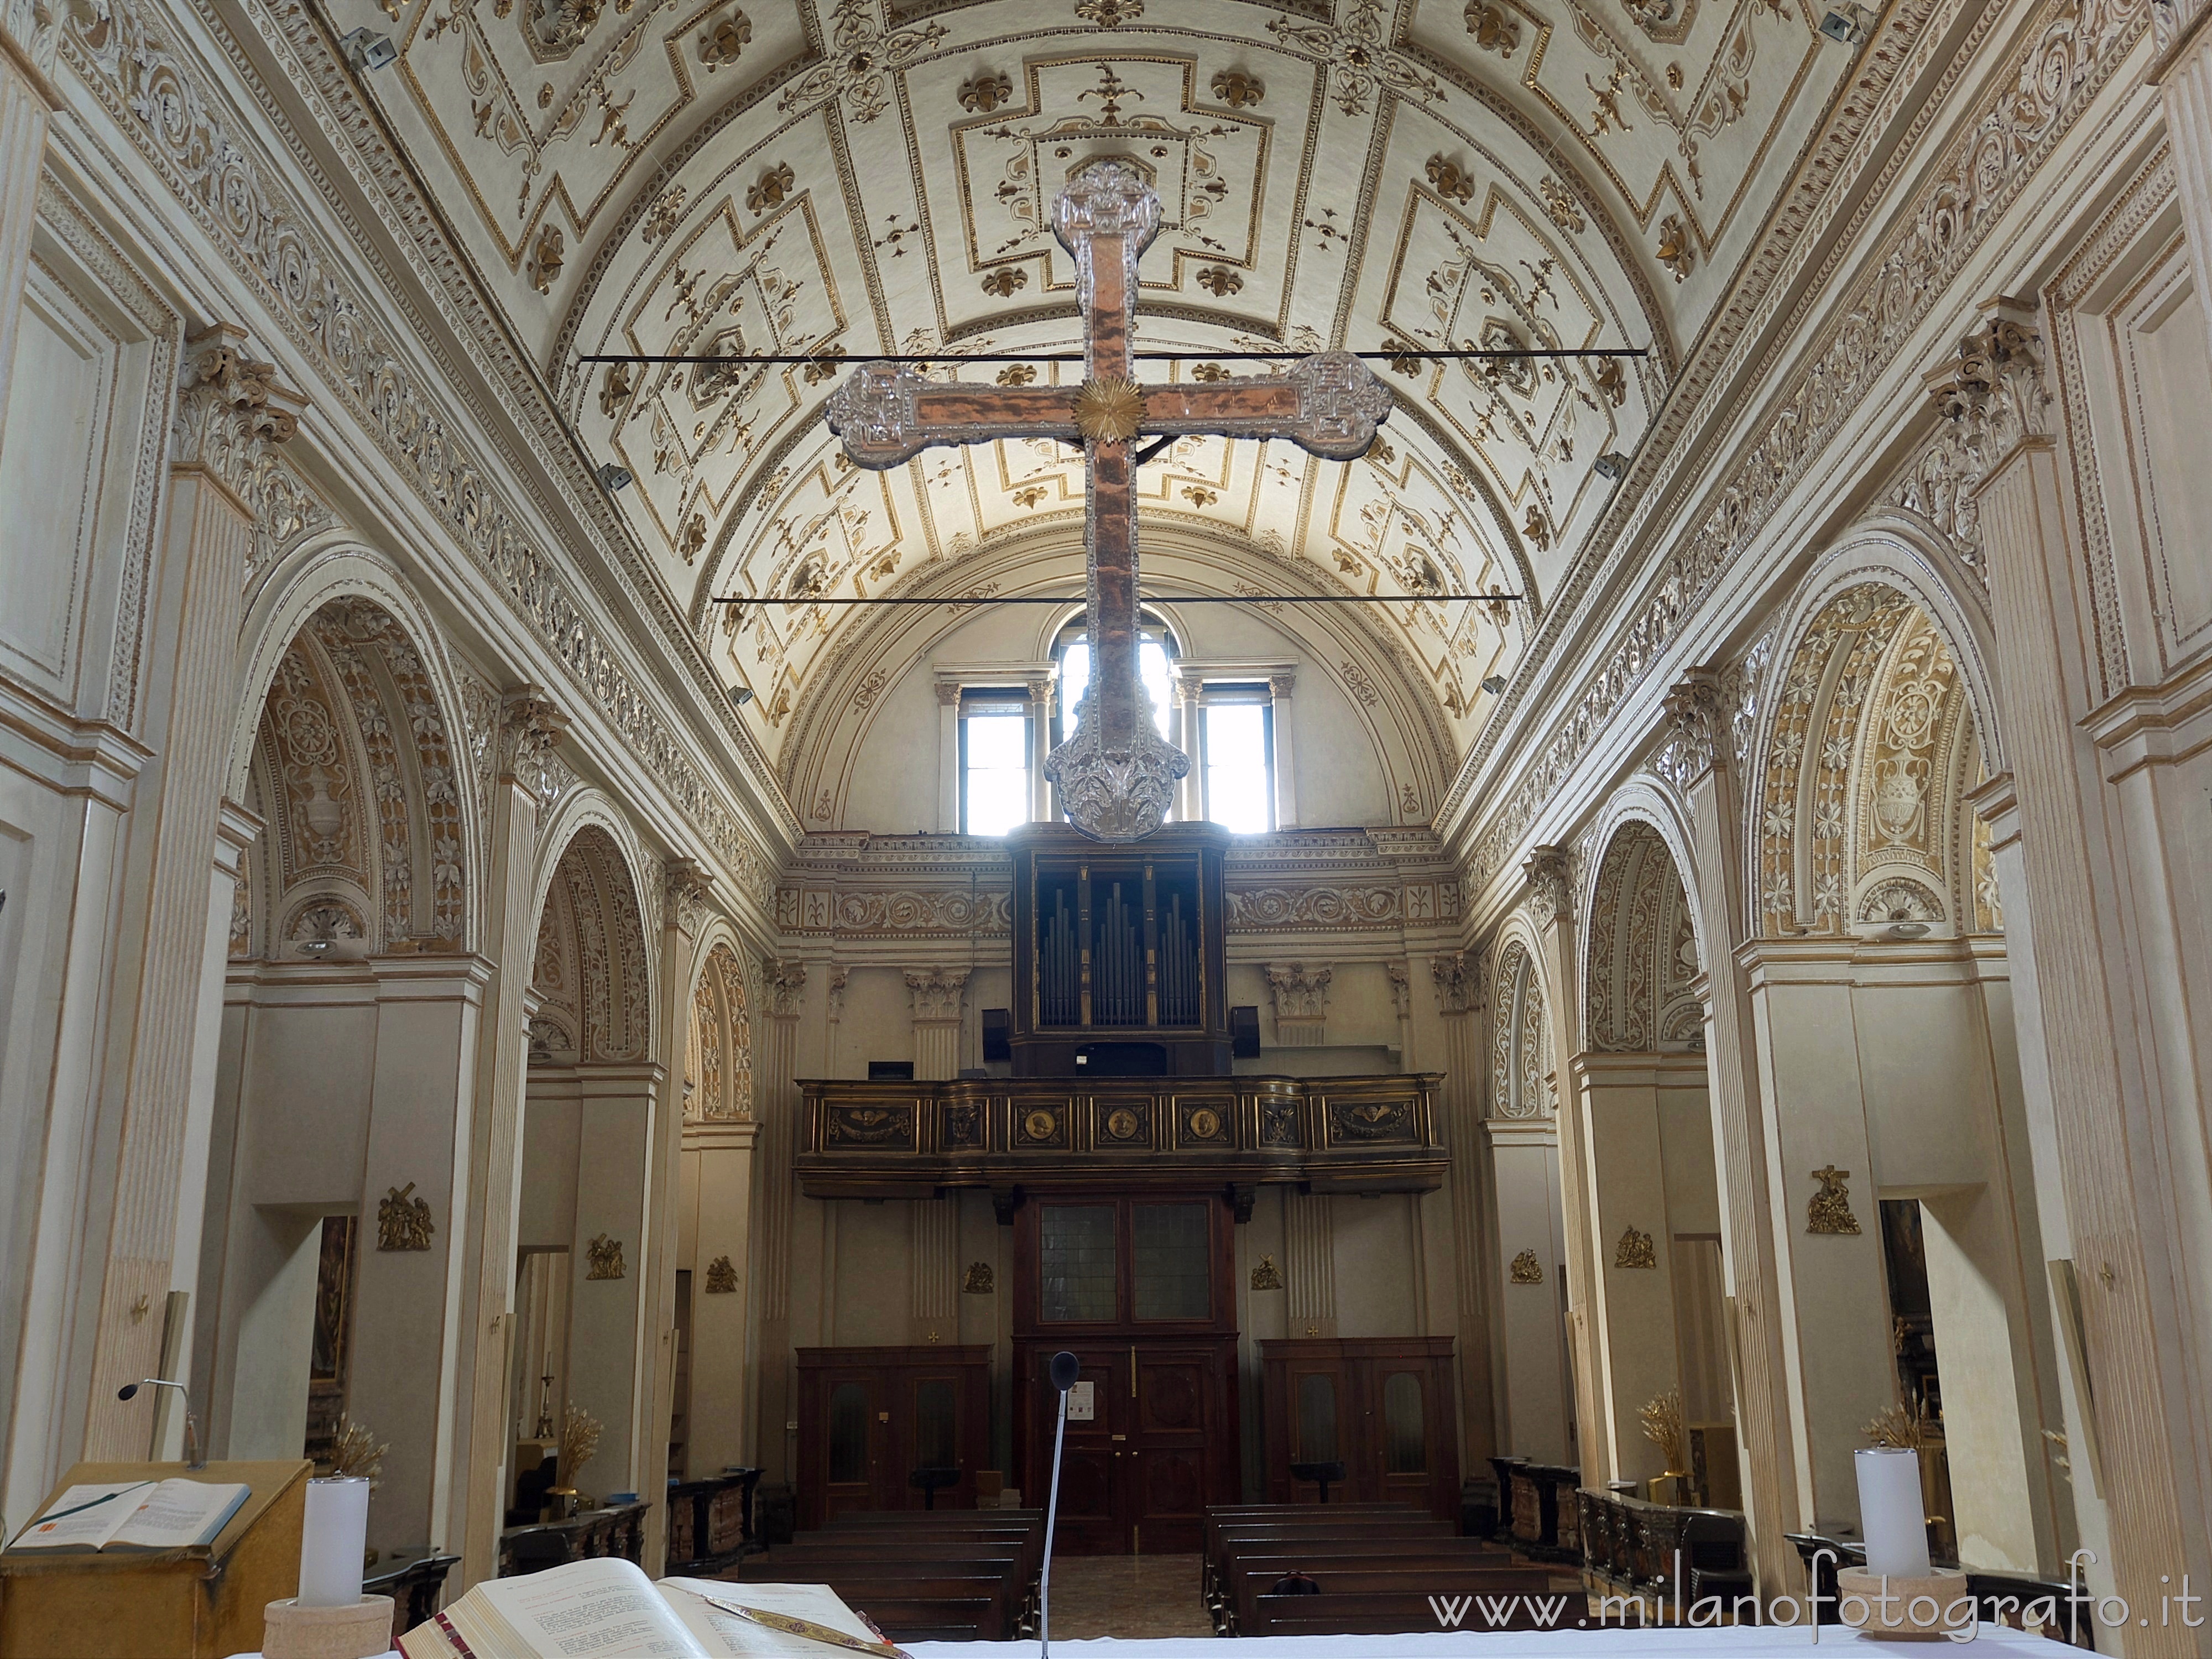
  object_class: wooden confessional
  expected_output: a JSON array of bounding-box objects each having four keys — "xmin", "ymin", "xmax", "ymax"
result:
[
  {"xmin": 1258, "ymin": 1337, "xmax": 1460, "ymax": 1520},
  {"xmin": 792, "ymin": 1345, "xmax": 990, "ymax": 1528}
]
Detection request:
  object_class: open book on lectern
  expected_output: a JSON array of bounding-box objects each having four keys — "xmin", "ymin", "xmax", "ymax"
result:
[
  {"xmin": 6, "ymin": 1478, "xmax": 251, "ymax": 1553},
  {"xmin": 398, "ymin": 1558, "xmax": 904, "ymax": 1659}
]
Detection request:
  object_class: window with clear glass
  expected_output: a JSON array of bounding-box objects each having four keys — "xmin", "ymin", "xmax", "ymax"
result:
[
  {"xmin": 1133, "ymin": 1202, "xmax": 1210, "ymax": 1319},
  {"xmin": 1295, "ymin": 1373, "xmax": 1338, "ymax": 1462},
  {"xmin": 961, "ymin": 694, "xmax": 1030, "ymax": 836},
  {"xmin": 914, "ymin": 1378, "xmax": 957, "ymax": 1469},
  {"xmin": 828, "ymin": 1382, "xmax": 869, "ymax": 1483},
  {"xmin": 1055, "ymin": 615, "xmax": 1176, "ymax": 749},
  {"xmin": 1201, "ymin": 691, "xmax": 1273, "ymax": 833},
  {"xmin": 1383, "ymin": 1371, "xmax": 1427, "ymax": 1474},
  {"xmin": 1039, "ymin": 1204, "xmax": 1118, "ymax": 1322}
]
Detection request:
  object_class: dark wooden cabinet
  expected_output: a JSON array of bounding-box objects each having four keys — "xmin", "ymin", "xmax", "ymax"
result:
[
  {"xmin": 1012, "ymin": 1193, "xmax": 1240, "ymax": 1553},
  {"xmin": 1259, "ymin": 1337, "xmax": 1461, "ymax": 1520},
  {"xmin": 794, "ymin": 1345, "xmax": 990, "ymax": 1529}
]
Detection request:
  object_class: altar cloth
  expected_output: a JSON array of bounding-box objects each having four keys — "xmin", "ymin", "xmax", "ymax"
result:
[{"xmin": 907, "ymin": 1626, "xmax": 2060, "ymax": 1657}]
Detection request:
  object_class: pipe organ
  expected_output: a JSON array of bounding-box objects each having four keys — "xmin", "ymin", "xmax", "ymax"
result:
[{"xmin": 1008, "ymin": 822, "xmax": 1232, "ymax": 1076}]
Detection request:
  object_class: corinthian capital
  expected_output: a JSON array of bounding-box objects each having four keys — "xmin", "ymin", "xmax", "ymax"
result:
[
  {"xmin": 176, "ymin": 324, "xmax": 306, "ymax": 457},
  {"xmin": 1927, "ymin": 299, "xmax": 2050, "ymax": 482},
  {"xmin": 763, "ymin": 957, "xmax": 807, "ymax": 1018},
  {"xmin": 1430, "ymin": 948, "xmax": 1479, "ymax": 1016},
  {"xmin": 905, "ymin": 965, "xmax": 968, "ymax": 1022},
  {"xmin": 1523, "ymin": 844, "xmax": 1573, "ymax": 928},
  {"xmin": 665, "ymin": 858, "xmax": 718, "ymax": 936},
  {"xmin": 1661, "ymin": 672, "xmax": 1726, "ymax": 784}
]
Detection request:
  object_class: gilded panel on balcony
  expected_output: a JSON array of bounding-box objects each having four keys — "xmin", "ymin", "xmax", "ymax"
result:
[
  {"xmin": 827, "ymin": 1103, "xmax": 915, "ymax": 1149},
  {"xmin": 1326, "ymin": 1098, "xmax": 1416, "ymax": 1145},
  {"xmin": 1260, "ymin": 1097, "xmax": 1302, "ymax": 1148},
  {"xmin": 1015, "ymin": 1103, "xmax": 1069, "ymax": 1150},
  {"xmin": 1178, "ymin": 1100, "xmax": 1233, "ymax": 1148},
  {"xmin": 1099, "ymin": 1103, "xmax": 1151, "ymax": 1148}
]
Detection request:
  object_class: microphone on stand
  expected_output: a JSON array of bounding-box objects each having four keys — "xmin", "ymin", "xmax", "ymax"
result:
[
  {"xmin": 118, "ymin": 1379, "xmax": 204, "ymax": 1469},
  {"xmin": 1039, "ymin": 1350, "xmax": 1080, "ymax": 1659}
]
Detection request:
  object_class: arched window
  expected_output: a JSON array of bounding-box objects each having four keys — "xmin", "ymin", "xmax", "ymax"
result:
[{"xmin": 1052, "ymin": 611, "xmax": 1177, "ymax": 747}]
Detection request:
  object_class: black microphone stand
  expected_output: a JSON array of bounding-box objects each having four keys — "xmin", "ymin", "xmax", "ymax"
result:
[{"xmin": 1040, "ymin": 1351, "xmax": 1079, "ymax": 1658}]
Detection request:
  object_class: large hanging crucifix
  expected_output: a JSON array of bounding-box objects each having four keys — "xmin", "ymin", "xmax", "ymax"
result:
[{"xmin": 826, "ymin": 158, "xmax": 1393, "ymax": 841}]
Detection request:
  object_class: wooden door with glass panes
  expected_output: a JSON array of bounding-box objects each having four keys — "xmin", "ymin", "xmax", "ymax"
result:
[{"xmin": 1013, "ymin": 1195, "xmax": 1239, "ymax": 1553}]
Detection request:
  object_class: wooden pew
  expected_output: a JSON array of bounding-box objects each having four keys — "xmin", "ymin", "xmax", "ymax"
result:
[
  {"xmin": 1219, "ymin": 1548, "xmax": 1526, "ymax": 1634},
  {"xmin": 1202, "ymin": 1508, "xmax": 1449, "ymax": 1599},
  {"xmin": 729, "ymin": 1515, "xmax": 1043, "ymax": 1640},
  {"xmin": 1251, "ymin": 1574, "xmax": 1571, "ymax": 1637}
]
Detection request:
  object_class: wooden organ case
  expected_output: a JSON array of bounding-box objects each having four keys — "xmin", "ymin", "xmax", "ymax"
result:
[{"xmin": 1008, "ymin": 822, "xmax": 1232, "ymax": 1077}]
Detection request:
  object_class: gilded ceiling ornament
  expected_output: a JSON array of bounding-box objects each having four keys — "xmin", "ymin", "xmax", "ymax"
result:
[
  {"xmin": 1464, "ymin": 1, "xmax": 1520, "ymax": 55},
  {"xmin": 980, "ymin": 267, "xmax": 1029, "ymax": 298},
  {"xmin": 1012, "ymin": 484, "xmax": 1048, "ymax": 508},
  {"xmin": 587, "ymin": 1233, "xmax": 628, "ymax": 1279},
  {"xmin": 1521, "ymin": 502, "xmax": 1551, "ymax": 551},
  {"xmin": 1807, "ymin": 1165, "xmax": 1862, "ymax": 1235},
  {"xmin": 377, "ymin": 1183, "xmax": 435, "ymax": 1251},
  {"xmin": 679, "ymin": 513, "xmax": 707, "ymax": 563},
  {"xmin": 1181, "ymin": 485, "xmax": 1218, "ymax": 507},
  {"xmin": 697, "ymin": 9, "xmax": 750, "ymax": 71},
  {"xmin": 959, "ymin": 71, "xmax": 1011, "ymax": 112},
  {"xmin": 1073, "ymin": 377, "xmax": 1145, "ymax": 445},
  {"xmin": 996, "ymin": 363, "xmax": 1037, "ymax": 386},
  {"xmin": 775, "ymin": 0, "xmax": 948, "ymax": 124},
  {"xmin": 1656, "ymin": 213, "xmax": 1695, "ymax": 281},
  {"xmin": 599, "ymin": 363, "xmax": 633, "ymax": 420},
  {"xmin": 1211, "ymin": 67, "xmax": 1265, "ymax": 107},
  {"xmin": 746, "ymin": 161, "xmax": 794, "ymax": 216},
  {"xmin": 1191, "ymin": 362, "xmax": 1229, "ymax": 383},
  {"xmin": 1509, "ymin": 1249, "xmax": 1544, "ymax": 1284},
  {"xmin": 641, "ymin": 186, "xmax": 687, "ymax": 243},
  {"xmin": 1539, "ymin": 174, "xmax": 1587, "ymax": 233},
  {"xmin": 1425, "ymin": 154, "xmax": 1476, "ymax": 205},
  {"xmin": 1615, "ymin": 1226, "xmax": 1657, "ymax": 1269},
  {"xmin": 1195, "ymin": 265, "xmax": 1243, "ymax": 296},
  {"xmin": 1267, "ymin": 0, "xmax": 1443, "ymax": 116},
  {"xmin": 529, "ymin": 224, "xmax": 564, "ymax": 294},
  {"xmin": 703, "ymin": 1254, "xmax": 739, "ymax": 1293},
  {"xmin": 1073, "ymin": 0, "xmax": 1142, "ymax": 23}
]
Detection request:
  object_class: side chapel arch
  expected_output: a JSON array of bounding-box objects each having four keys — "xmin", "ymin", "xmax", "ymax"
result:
[{"xmin": 528, "ymin": 814, "xmax": 655, "ymax": 1066}]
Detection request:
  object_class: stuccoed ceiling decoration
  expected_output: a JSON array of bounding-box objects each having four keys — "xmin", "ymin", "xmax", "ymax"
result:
[{"xmin": 356, "ymin": 0, "xmax": 1849, "ymax": 780}]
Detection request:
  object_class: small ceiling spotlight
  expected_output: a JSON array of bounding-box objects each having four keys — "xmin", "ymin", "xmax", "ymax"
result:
[
  {"xmin": 1480, "ymin": 674, "xmax": 1507, "ymax": 695},
  {"xmin": 339, "ymin": 27, "xmax": 398, "ymax": 70},
  {"xmin": 597, "ymin": 462, "xmax": 634, "ymax": 492},
  {"xmin": 728, "ymin": 685, "xmax": 755, "ymax": 705},
  {"xmin": 1818, "ymin": 4, "xmax": 1871, "ymax": 45},
  {"xmin": 1594, "ymin": 452, "xmax": 1630, "ymax": 482}
]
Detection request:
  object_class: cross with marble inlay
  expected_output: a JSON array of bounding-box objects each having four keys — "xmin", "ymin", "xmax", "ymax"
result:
[{"xmin": 826, "ymin": 156, "xmax": 1393, "ymax": 841}]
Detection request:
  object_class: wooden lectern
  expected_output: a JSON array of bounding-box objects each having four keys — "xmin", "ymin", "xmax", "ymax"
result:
[{"xmin": 0, "ymin": 1459, "xmax": 310, "ymax": 1659}]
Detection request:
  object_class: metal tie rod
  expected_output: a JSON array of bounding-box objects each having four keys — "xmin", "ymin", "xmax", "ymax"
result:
[
  {"xmin": 709, "ymin": 592, "xmax": 1528, "ymax": 606},
  {"xmin": 578, "ymin": 347, "xmax": 1646, "ymax": 366}
]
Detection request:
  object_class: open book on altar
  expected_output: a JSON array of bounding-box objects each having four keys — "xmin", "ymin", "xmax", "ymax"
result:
[
  {"xmin": 6, "ymin": 1477, "xmax": 250, "ymax": 1553},
  {"xmin": 398, "ymin": 1558, "xmax": 902, "ymax": 1659}
]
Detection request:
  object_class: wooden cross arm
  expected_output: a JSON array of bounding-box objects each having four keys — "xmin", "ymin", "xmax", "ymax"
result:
[
  {"xmin": 826, "ymin": 365, "xmax": 1077, "ymax": 468},
  {"xmin": 823, "ymin": 351, "xmax": 1393, "ymax": 470},
  {"xmin": 1143, "ymin": 352, "xmax": 1395, "ymax": 461}
]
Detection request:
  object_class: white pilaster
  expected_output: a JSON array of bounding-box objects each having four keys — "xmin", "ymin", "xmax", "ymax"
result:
[
  {"xmin": 0, "ymin": 9, "xmax": 61, "ymax": 456},
  {"xmin": 1269, "ymin": 671, "xmax": 1298, "ymax": 829}
]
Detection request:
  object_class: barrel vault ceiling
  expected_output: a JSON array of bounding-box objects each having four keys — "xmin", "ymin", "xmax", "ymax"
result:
[{"xmin": 353, "ymin": 0, "xmax": 1851, "ymax": 782}]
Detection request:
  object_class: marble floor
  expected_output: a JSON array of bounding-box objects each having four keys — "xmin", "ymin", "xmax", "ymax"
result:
[{"xmin": 1042, "ymin": 1553, "xmax": 1215, "ymax": 1639}]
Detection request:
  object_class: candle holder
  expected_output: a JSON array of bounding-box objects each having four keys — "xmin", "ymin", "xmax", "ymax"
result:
[
  {"xmin": 263, "ymin": 1477, "xmax": 392, "ymax": 1659},
  {"xmin": 1844, "ymin": 1446, "xmax": 1963, "ymax": 1641}
]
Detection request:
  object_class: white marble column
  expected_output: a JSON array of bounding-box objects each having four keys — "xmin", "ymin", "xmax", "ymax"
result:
[
  {"xmin": 1957, "ymin": 307, "xmax": 2206, "ymax": 1641},
  {"xmin": 937, "ymin": 681, "xmax": 961, "ymax": 833},
  {"xmin": 1026, "ymin": 675, "xmax": 1056, "ymax": 822},
  {"xmin": 749, "ymin": 961, "xmax": 805, "ymax": 1483},
  {"xmin": 1522, "ymin": 847, "xmax": 1606, "ymax": 1480},
  {"xmin": 907, "ymin": 966, "xmax": 967, "ymax": 1081},
  {"xmin": 633, "ymin": 861, "xmax": 717, "ymax": 1568},
  {"xmin": 0, "ymin": 4, "xmax": 61, "ymax": 455},
  {"xmin": 88, "ymin": 332, "xmax": 306, "ymax": 1463},
  {"xmin": 1268, "ymin": 671, "xmax": 1298, "ymax": 829},
  {"xmin": 1171, "ymin": 674, "xmax": 1202, "ymax": 822},
  {"xmin": 1661, "ymin": 675, "xmax": 1804, "ymax": 1598},
  {"xmin": 452, "ymin": 688, "xmax": 565, "ymax": 1590}
]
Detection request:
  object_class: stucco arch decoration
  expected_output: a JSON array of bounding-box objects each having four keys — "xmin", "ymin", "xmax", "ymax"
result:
[
  {"xmin": 229, "ymin": 559, "xmax": 476, "ymax": 959},
  {"xmin": 1745, "ymin": 566, "xmax": 1999, "ymax": 943},
  {"xmin": 1580, "ymin": 815, "xmax": 1703, "ymax": 1056},
  {"xmin": 685, "ymin": 939, "xmax": 755, "ymax": 1122},
  {"xmin": 529, "ymin": 797, "xmax": 657, "ymax": 1065},
  {"xmin": 776, "ymin": 524, "xmax": 1462, "ymax": 828},
  {"xmin": 1488, "ymin": 924, "xmax": 1555, "ymax": 1121}
]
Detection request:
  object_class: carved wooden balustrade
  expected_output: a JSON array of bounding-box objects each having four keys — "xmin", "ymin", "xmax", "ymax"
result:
[{"xmin": 795, "ymin": 1074, "xmax": 1447, "ymax": 1208}]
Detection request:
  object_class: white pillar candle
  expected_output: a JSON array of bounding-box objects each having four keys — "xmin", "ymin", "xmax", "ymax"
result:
[
  {"xmin": 1854, "ymin": 1446, "xmax": 1932, "ymax": 1579},
  {"xmin": 298, "ymin": 1476, "xmax": 371, "ymax": 1607}
]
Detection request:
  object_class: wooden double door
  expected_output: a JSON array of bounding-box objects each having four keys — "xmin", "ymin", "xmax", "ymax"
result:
[
  {"xmin": 794, "ymin": 1345, "xmax": 990, "ymax": 1530},
  {"xmin": 1012, "ymin": 1193, "xmax": 1241, "ymax": 1554},
  {"xmin": 1014, "ymin": 1335, "xmax": 1237, "ymax": 1556},
  {"xmin": 1259, "ymin": 1337, "xmax": 1461, "ymax": 1519}
]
